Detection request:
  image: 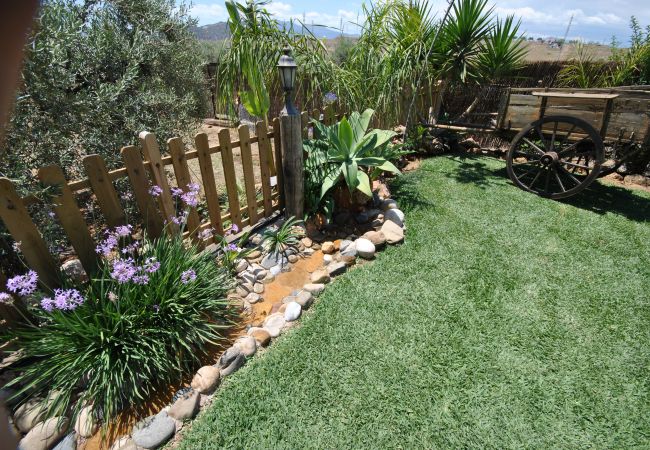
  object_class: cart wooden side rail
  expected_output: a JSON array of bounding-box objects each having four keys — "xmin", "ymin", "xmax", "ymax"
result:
[{"xmin": 429, "ymin": 86, "xmax": 650, "ymax": 199}]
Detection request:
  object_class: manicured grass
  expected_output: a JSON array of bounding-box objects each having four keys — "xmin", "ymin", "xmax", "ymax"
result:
[{"xmin": 179, "ymin": 156, "xmax": 650, "ymax": 449}]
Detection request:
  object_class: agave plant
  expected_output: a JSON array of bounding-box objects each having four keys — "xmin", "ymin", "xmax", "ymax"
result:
[
  {"xmin": 261, "ymin": 216, "xmax": 303, "ymax": 255},
  {"xmin": 307, "ymin": 109, "xmax": 400, "ymax": 200}
]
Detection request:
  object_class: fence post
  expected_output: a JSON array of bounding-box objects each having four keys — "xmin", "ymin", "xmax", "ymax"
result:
[{"xmin": 279, "ymin": 112, "xmax": 304, "ymax": 219}]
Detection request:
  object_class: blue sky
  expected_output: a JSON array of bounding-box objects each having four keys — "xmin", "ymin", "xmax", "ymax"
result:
[{"xmin": 189, "ymin": 0, "xmax": 650, "ymax": 44}]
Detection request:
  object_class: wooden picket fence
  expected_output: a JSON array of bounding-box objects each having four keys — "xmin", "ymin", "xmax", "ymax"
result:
[{"xmin": 0, "ymin": 105, "xmax": 341, "ymax": 327}]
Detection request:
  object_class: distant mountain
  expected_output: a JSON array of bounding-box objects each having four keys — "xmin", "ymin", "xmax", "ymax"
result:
[{"xmin": 191, "ymin": 21, "xmax": 356, "ymax": 42}]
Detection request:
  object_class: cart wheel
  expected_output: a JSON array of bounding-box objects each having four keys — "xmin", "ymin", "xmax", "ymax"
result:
[{"xmin": 506, "ymin": 115, "xmax": 603, "ymax": 199}]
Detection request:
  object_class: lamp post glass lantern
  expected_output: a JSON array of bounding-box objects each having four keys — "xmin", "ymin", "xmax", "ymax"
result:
[{"xmin": 278, "ymin": 47, "xmax": 297, "ymax": 115}]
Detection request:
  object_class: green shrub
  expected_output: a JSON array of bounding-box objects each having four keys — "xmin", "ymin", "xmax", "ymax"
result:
[
  {"xmin": 1, "ymin": 0, "xmax": 207, "ymax": 192},
  {"xmin": 262, "ymin": 217, "xmax": 303, "ymax": 255},
  {"xmin": 4, "ymin": 228, "xmax": 236, "ymax": 426}
]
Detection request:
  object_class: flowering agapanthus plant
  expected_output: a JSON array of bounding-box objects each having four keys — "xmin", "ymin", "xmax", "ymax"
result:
[
  {"xmin": 214, "ymin": 224, "xmax": 254, "ymax": 274},
  {"xmin": 6, "ymin": 270, "xmax": 38, "ymax": 297}
]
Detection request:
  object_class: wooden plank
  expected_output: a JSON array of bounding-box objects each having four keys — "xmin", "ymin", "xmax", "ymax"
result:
[
  {"xmin": 273, "ymin": 117, "xmax": 284, "ymax": 209},
  {"xmin": 194, "ymin": 133, "xmax": 223, "ymax": 235},
  {"xmin": 255, "ymin": 121, "xmax": 274, "ymax": 217},
  {"xmin": 237, "ymin": 125, "xmax": 259, "ymax": 225},
  {"xmin": 0, "ymin": 178, "xmax": 59, "ymax": 289},
  {"xmin": 37, "ymin": 165, "xmax": 97, "ymax": 275},
  {"xmin": 167, "ymin": 137, "xmax": 201, "ymax": 241},
  {"xmin": 83, "ymin": 155, "xmax": 126, "ymax": 228},
  {"xmin": 217, "ymin": 128, "xmax": 242, "ymax": 228},
  {"xmin": 532, "ymin": 91, "xmax": 619, "ymax": 99},
  {"xmin": 120, "ymin": 146, "xmax": 164, "ymax": 238},
  {"xmin": 139, "ymin": 132, "xmax": 178, "ymax": 235}
]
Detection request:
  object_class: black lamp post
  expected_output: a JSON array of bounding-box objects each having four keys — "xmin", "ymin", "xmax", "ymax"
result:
[
  {"xmin": 276, "ymin": 46, "xmax": 303, "ymax": 218},
  {"xmin": 277, "ymin": 47, "xmax": 298, "ymax": 116}
]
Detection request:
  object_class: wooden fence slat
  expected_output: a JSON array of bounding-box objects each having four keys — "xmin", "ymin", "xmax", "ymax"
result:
[
  {"xmin": 217, "ymin": 129, "xmax": 243, "ymax": 228},
  {"xmin": 140, "ymin": 132, "xmax": 178, "ymax": 235},
  {"xmin": 0, "ymin": 178, "xmax": 59, "ymax": 289},
  {"xmin": 237, "ymin": 125, "xmax": 259, "ymax": 225},
  {"xmin": 167, "ymin": 137, "xmax": 202, "ymax": 242},
  {"xmin": 255, "ymin": 121, "xmax": 274, "ymax": 217},
  {"xmin": 37, "ymin": 165, "xmax": 97, "ymax": 275},
  {"xmin": 272, "ymin": 117, "xmax": 284, "ymax": 209},
  {"xmin": 83, "ymin": 155, "xmax": 126, "ymax": 228},
  {"xmin": 194, "ymin": 133, "xmax": 224, "ymax": 235},
  {"xmin": 120, "ymin": 146, "xmax": 164, "ymax": 239}
]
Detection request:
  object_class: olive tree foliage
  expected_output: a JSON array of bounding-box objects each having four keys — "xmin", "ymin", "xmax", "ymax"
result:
[{"xmin": 1, "ymin": 0, "xmax": 207, "ymax": 192}]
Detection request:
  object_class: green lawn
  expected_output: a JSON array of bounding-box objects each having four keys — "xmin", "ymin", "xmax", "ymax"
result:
[{"xmin": 179, "ymin": 156, "xmax": 650, "ymax": 449}]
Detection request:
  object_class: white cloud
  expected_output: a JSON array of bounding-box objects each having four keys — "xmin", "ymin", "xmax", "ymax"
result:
[
  {"xmin": 493, "ymin": 6, "xmax": 554, "ymax": 23},
  {"xmin": 190, "ymin": 3, "xmax": 227, "ymax": 24}
]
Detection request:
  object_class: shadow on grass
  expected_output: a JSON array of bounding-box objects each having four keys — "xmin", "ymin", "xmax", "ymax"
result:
[
  {"xmin": 443, "ymin": 154, "xmax": 503, "ymax": 189},
  {"xmin": 561, "ymin": 181, "xmax": 650, "ymax": 223},
  {"xmin": 390, "ymin": 171, "xmax": 436, "ymax": 211}
]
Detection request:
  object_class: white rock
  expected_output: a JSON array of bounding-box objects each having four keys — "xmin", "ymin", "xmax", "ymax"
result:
[
  {"xmin": 110, "ymin": 436, "xmax": 137, "ymax": 450},
  {"xmin": 14, "ymin": 399, "xmax": 47, "ymax": 433},
  {"xmin": 323, "ymin": 254, "xmax": 333, "ymax": 265},
  {"xmin": 384, "ymin": 209, "xmax": 405, "ymax": 227},
  {"xmin": 74, "ymin": 404, "xmax": 98, "ymax": 438},
  {"xmin": 61, "ymin": 259, "xmax": 88, "ymax": 283},
  {"xmin": 19, "ymin": 417, "xmax": 69, "ymax": 450},
  {"xmin": 190, "ymin": 366, "xmax": 220, "ymax": 394},
  {"xmin": 284, "ymin": 302, "xmax": 302, "ymax": 321},
  {"xmin": 245, "ymin": 293, "xmax": 262, "ymax": 304},
  {"xmin": 234, "ymin": 335, "xmax": 257, "ymax": 357},
  {"xmin": 235, "ymin": 259, "xmax": 248, "ymax": 273},
  {"xmin": 263, "ymin": 313, "xmax": 286, "ymax": 337},
  {"xmin": 303, "ymin": 283, "xmax": 325, "ymax": 295},
  {"xmin": 355, "ymin": 238, "xmax": 376, "ymax": 259}
]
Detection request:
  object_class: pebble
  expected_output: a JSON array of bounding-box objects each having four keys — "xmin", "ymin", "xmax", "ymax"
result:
[
  {"xmin": 381, "ymin": 220, "xmax": 404, "ymax": 244},
  {"xmin": 270, "ymin": 265, "xmax": 282, "ymax": 276},
  {"xmin": 234, "ymin": 335, "xmax": 257, "ymax": 357},
  {"xmin": 301, "ymin": 237, "xmax": 313, "ymax": 248},
  {"xmin": 235, "ymin": 259, "xmax": 248, "ymax": 273},
  {"xmin": 131, "ymin": 411, "xmax": 175, "ymax": 449},
  {"xmin": 303, "ymin": 248, "xmax": 315, "ymax": 256},
  {"xmin": 310, "ymin": 269, "xmax": 331, "ymax": 284},
  {"xmin": 296, "ymin": 291, "xmax": 313, "ymax": 308},
  {"xmin": 246, "ymin": 250, "xmax": 262, "ymax": 260},
  {"xmin": 190, "ymin": 366, "xmax": 220, "ymax": 394},
  {"xmin": 168, "ymin": 390, "xmax": 200, "ymax": 421},
  {"xmin": 253, "ymin": 283, "xmax": 264, "ymax": 294},
  {"xmin": 19, "ymin": 417, "xmax": 69, "ymax": 450},
  {"xmin": 14, "ymin": 398, "xmax": 47, "ymax": 433},
  {"xmin": 110, "ymin": 436, "xmax": 137, "ymax": 450},
  {"xmin": 245, "ymin": 293, "xmax": 262, "ymax": 304},
  {"xmin": 384, "ymin": 208, "xmax": 405, "ymax": 227},
  {"xmin": 303, "ymin": 283, "xmax": 325, "ymax": 295},
  {"xmin": 263, "ymin": 313, "xmax": 286, "ymax": 337},
  {"xmin": 312, "ymin": 243, "xmax": 321, "ymax": 250},
  {"xmin": 362, "ymin": 230, "xmax": 386, "ymax": 247},
  {"xmin": 355, "ymin": 238, "xmax": 376, "ymax": 259},
  {"xmin": 261, "ymin": 251, "xmax": 288, "ymax": 270},
  {"xmin": 218, "ymin": 346, "xmax": 241, "ymax": 369},
  {"xmin": 321, "ymin": 241, "xmax": 336, "ymax": 254},
  {"xmin": 220, "ymin": 354, "xmax": 246, "ymax": 377},
  {"xmin": 339, "ymin": 254, "xmax": 356, "ymax": 266},
  {"xmin": 282, "ymin": 295, "xmax": 297, "ymax": 305},
  {"xmin": 284, "ymin": 302, "xmax": 302, "ymax": 321},
  {"xmin": 52, "ymin": 432, "xmax": 76, "ymax": 450},
  {"xmin": 323, "ymin": 254, "xmax": 333, "ymax": 265},
  {"xmin": 247, "ymin": 328, "xmax": 271, "ymax": 347},
  {"xmin": 61, "ymin": 259, "xmax": 88, "ymax": 284},
  {"xmin": 327, "ymin": 262, "xmax": 347, "ymax": 277},
  {"xmin": 74, "ymin": 404, "xmax": 98, "ymax": 438},
  {"xmin": 263, "ymin": 273, "xmax": 275, "ymax": 284},
  {"xmin": 288, "ymin": 254, "xmax": 299, "ymax": 263}
]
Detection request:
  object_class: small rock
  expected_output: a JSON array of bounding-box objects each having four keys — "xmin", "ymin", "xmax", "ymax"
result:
[
  {"xmin": 19, "ymin": 417, "xmax": 69, "ymax": 450},
  {"xmin": 253, "ymin": 283, "xmax": 264, "ymax": 294},
  {"xmin": 371, "ymin": 218, "xmax": 383, "ymax": 229},
  {"xmin": 381, "ymin": 220, "xmax": 404, "ymax": 244},
  {"xmin": 340, "ymin": 254, "xmax": 356, "ymax": 266},
  {"xmin": 340, "ymin": 242, "xmax": 357, "ymax": 258},
  {"xmin": 74, "ymin": 404, "xmax": 98, "ymax": 438},
  {"xmin": 296, "ymin": 291, "xmax": 313, "ymax": 308},
  {"xmin": 262, "ymin": 273, "xmax": 275, "ymax": 284},
  {"xmin": 381, "ymin": 199, "xmax": 398, "ymax": 210},
  {"xmin": 301, "ymin": 237, "xmax": 313, "ymax": 248},
  {"xmin": 339, "ymin": 240, "xmax": 353, "ymax": 252},
  {"xmin": 245, "ymin": 293, "xmax": 262, "ymax": 304},
  {"xmin": 284, "ymin": 302, "xmax": 302, "ymax": 321},
  {"xmin": 327, "ymin": 262, "xmax": 347, "ymax": 277},
  {"xmin": 270, "ymin": 265, "xmax": 282, "ymax": 276},
  {"xmin": 220, "ymin": 354, "xmax": 246, "ymax": 377},
  {"xmin": 263, "ymin": 313, "xmax": 286, "ymax": 337},
  {"xmin": 218, "ymin": 346, "xmax": 241, "ymax": 369},
  {"xmin": 110, "ymin": 436, "xmax": 137, "ymax": 450},
  {"xmin": 239, "ymin": 271, "xmax": 256, "ymax": 285},
  {"xmin": 362, "ymin": 230, "xmax": 386, "ymax": 247},
  {"xmin": 247, "ymin": 328, "xmax": 271, "ymax": 347},
  {"xmin": 288, "ymin": 254, "xmax": 299, "ymax": 263},
  {"xmin": 234, "ymin": 335, "xmax": 257, "ymax": 357},
  {"xmin": 303, "ymin": 247, "xmax": 315, "ymax": 256},
  {"xmin": 261, "ymin": 251, "xmax": 288, "ymax": 269},
  {"xmin": 236, "ymin": 284, "xmax": 252, "ymax": 297},
  {"xmin": 321, "ymin": 241, "xmax": 336, "ymax": 254},
  {"xmin": 14, "ymin": 398, "xmax": 47, "ymax": 433},
  {"xmin": 246, "ymin": 250, "xmax": 262, "ymax": 260},
  {"xmin": 323, "ymin": 254, "xmax": 333, "ymax": 265},
  {"xmin": 132, "ymin": 411, "xmax": 175, "ymax": 449},
  {"xmin": 310, "ymin": 270, "xmax": 330, "ymax": 284},
  {"xmin": 270, "ymin": 302, "xmax": 283, "ymax": 314},
  {"xmin": 168, "ymin": 390, "xmax": 200, "ymax": 421},
  {"xmin": 312, "ymin": 243, "xmax": 321, "ymax": 250},
  {"xmin": 282, "ymin": 296, "xmax": 297, "ymax": 305},
  {"xmin": 235, "ymin": 259, "xmax": 248, "ymax": 273},
  {"xmin": 384, "ymin": 209, "xmax": 405, "ymax": 227},
  {"xmin": 190, "ymin": 366, "xmax": 220, "ymax": 394},
  {"xmin": 61, "ymin": 259, "xmax": 88, "ymax": 284},
  {"xmin": 303, "ymin": 283, "xmax": 325, "ymax": 295},
  {"xmin": 355, "ymin": 238, "xmax": 376, "ymax": 259},
  {"xmin": 52, "ymin": 433, "xmax": 76, "ymax": 450}
]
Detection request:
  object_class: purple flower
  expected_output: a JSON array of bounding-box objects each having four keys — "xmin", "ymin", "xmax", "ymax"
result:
[
  {"xmin": 230, "ymin": 224, "xmax": 239, "ymax": 234},
  {"xmin": 168, "ymin": 211, "xmax": 189, "ymax": 226},
  {"xmin": 47, "ymin": 211, "xmax": 56, "ymax": 218},
  {"xmin": 324, "ymin": 92, "xmax": 337, "ymax": 104},
  {"xmin": 143, "ymin": 257, "xmax": 161, "ymax": 273},
  {"xmin": 96, "ymin": 234, "xmax": 119, "ymax": 257},
  {"xmin": 149, "ymin": 185, "xmax": 163, "ymax": 197},
  {"xmin": 181, "ymin": 269, "xmax": 196, "ymax": 284},
  {"xmin": 227, "ymin": 243, "xmax": 239, "ymax": 252},
  {"xmin": 111, "ymin": 258, "xmax": 138, "ymax": 284},
  {"xmin": 0, "ymin": 293, "xmax": 12, "ymax": 304},
  {"xmin": 180, "ymin": 192, "xmax": 198, "ymax": 207},
  {"xmin": 6, "ymin": 270, "xmax": 38, "ymax": 297},
  {"xmin": 132, "ymin": 275, "xmax": 149, "ymax": 285},
  {"xmin": 41, "ymin": 297, "xmax": 54, "ymax": 312},
  {"xmin": 113, "ymin": 225, "xmax": 133, "ymax": 237},
  {"xmin": 170, "ymin": 187, "xmax": 183, "ymax": 197}
]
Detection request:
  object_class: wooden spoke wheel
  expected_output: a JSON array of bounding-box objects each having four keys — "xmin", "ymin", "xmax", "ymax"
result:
[{"xmin": 506, "ymin": 115, "xmax": 604, "ymax": 199}]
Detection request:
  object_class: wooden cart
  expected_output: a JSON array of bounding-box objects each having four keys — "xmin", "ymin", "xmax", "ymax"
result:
[{"xmin": 432, "ymin": 86, "xmax": 650, "ymax": 199}]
